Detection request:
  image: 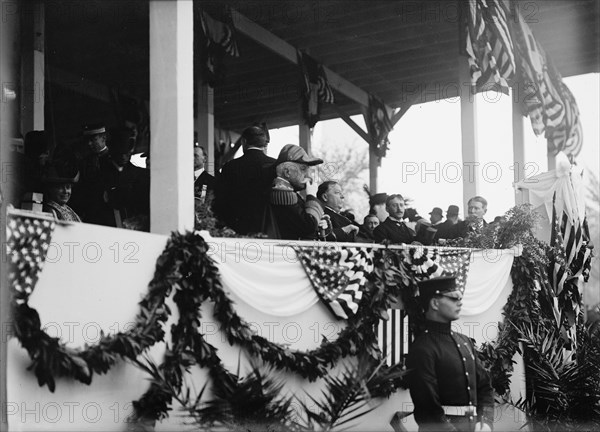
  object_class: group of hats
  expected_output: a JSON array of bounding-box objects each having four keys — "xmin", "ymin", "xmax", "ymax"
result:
[{"xmin": 429, "ymin": 205, "xmax": 459, "ymax": 217}]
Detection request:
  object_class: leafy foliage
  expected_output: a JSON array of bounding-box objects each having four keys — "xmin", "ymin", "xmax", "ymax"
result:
[{"xmin": 510, "ymin": 322, "xmax": 600, "ymax": 431}]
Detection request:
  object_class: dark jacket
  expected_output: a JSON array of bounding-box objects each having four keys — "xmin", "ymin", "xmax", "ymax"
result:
[
  {"xmin": 194, "ymin": 170, "xmax": 216, "ymax": 203},
  {"xmin": 214, "ymin": 149, "xmax": 276, "ymax": 235},
  {"xmin": 266, "ymin": 181, "xmax": 323, "ymax": 240},
  {"xmin": 445, "ymin": 219, "xmax": 488, "ymax": 240},
  {"xmin": 407, "ymin": 320, "xmax": 494, "ymax": 431},
  {"xmin": 373, "ymin": 217, "xmax": 415, "ymax": 244},
  {"xmin": 323, "ymin": 207, "xmax": 358, "ymax": 242}
]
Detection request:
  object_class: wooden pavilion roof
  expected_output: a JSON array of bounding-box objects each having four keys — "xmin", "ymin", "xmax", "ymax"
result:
[{"xmin": 45, "ymin": 0, "xmax": 599, "ymax": 137}]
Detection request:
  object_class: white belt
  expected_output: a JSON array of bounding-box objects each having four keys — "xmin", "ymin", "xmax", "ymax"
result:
[{"xmin": 442, "ymin": 405, "xmax": 477, "ymax": 417}]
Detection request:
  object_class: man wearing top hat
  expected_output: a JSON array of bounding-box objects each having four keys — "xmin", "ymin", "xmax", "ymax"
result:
[
  {"xmin": 407, "ymin": 276, "xmax": 494, "ymax": 432},
  {"xmin": 214, "ymin": 124, "xmax": 276, "ymax": 235},
  {"xmin": 264, "ymin": 144, "xmax": 326, "ymax": 240}
]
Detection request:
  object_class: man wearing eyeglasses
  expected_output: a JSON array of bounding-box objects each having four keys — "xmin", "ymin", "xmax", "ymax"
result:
[{"xmin": 406, "ymin": 276, "xmax": 494, "ymax": 432}]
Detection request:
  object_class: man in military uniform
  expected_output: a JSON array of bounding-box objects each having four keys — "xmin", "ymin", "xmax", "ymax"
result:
[
  {"xmin": 264, "ymin": 144, "xmax": 325, "ymax": 240},
  {"xmin": 407, "ymin": 276, "xmax": 494, "ymax": 432}
]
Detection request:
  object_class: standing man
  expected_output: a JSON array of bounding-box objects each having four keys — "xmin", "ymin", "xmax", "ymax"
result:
[
  {"xmin": 193, "ymin": 144, "xmax": 215, "ymax": 205},
  {"xmin": 429, "ymin": 207, "xmax": 444, "ymax": 226},
  {"xmin": 317, "ymin": 180, "xmax": 359, "ymax": 242},
  {"xmin": 435, "ymin": 205, "xmax": 461, "ymax": 241},
  {"xmin": 407, "ymin": 276, "xmax": 494, "ymax": 431},
  {"xmin": 214, "ymin": 125, "xmax": 276, "ymax": 235},
  {"xmin": 373, "ymin": 194, "xmax": 415, "ymax": 244}
]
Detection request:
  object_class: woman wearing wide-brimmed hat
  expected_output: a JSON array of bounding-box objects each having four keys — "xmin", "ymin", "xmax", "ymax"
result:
[{"xmin": 41, "ymin": 160, "xmax": 82, "ymax": 222}]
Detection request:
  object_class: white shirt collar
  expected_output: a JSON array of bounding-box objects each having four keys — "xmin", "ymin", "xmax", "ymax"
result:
[{"xmin": 194, "ymin": 168, "xmax": 204, "ymax": 180}]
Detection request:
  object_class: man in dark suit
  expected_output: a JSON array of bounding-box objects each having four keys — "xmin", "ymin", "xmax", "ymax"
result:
[
  {"xmin": 193, "ymin": 144, "xmax": 215, "ymax": 204},
  {"xmin": 373, "ymin": 194, "xmax": 416, "ymax": 244},
  {"xmin": 317, "ymin": 180, "xmax": 359, "ymax": 242},
  {"xmin": 435, "ymin": 205, "xmax": 460, "ymax": 241},
  {"xmin": 446, "ymin": 196, "xmax": 489, "ymax": 240},
  {"xmin": 214, "ymin": 125, "xmax": 276, "ymax": 235}
]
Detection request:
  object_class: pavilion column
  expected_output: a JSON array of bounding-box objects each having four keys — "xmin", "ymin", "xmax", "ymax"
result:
[
  {"xmin": 512, "ymin": 97, "xmax": 526, "ymax": 205},
  {"xmin": 547, "ymin": 150, "xmax": 556, "ymax": 171},
  {"xmin": 196, "ymin": 83, "xmax": 215, "ymax": 175},
  {"xmin": 459, "ymin": 57, "xmax": 479, "ymax": 209},
  {"xmin": 299, "ymin": 124, "xmax": 312, "ymax": 155},
  {"xmin": 149, "ymin": 0, "xmax": 194, "ymax": 234},
  {"xmin": 20, "ymin": 0, "xmax": 44, "ymax": 134},
  {"xmin": 369, "ymin": 146, "xmax": 378, "ymax": 193}
]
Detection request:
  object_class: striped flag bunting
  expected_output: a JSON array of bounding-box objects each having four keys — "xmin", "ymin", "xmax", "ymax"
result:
[
  {"xmin": 297, "ymin": 50, "xmax": 335, "ymax": 128},
  {"xmin": 365, "ymin": 94, "xmax": 393, "ymax": 160},
  {"xmin": 510, "ymin": 3, "xmax": 583, "ymax": 158},
  {"xmin": 6, "ymin": 215, "xmax": 56, "ymax": 303},
  {"xmin": 400, "ymin": 246, "xmax": 472, "ymax": 293},
  {"xmin": 197, "ymin": 9, "xmax": 239, "ymax": 86},
  {"xmin": 294, "ymin": 245, "xmax": 374, "ymax": 320},
  {"xmin": 464, "ymin": 0, "xmax": 515, "ymax": 94}
]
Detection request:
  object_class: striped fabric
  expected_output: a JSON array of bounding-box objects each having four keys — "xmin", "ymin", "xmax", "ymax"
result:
[
  {"xmin": 366, "ymin": 94, "xmax": 393, "ymax": 159},
  {"xmin": 510, "ymin": 4, "xmax": 583, "ymax": 158},
  {"xmin": 294, "ymin": 246, "xmax": 374, "ymax": 320},
  {"xmin": 401, "ymin": 246, "xmax": 472, "ymax": 293},
  {"xmin": 199, "ymin": 10, "xmax": 239, "ymax": 58},
  {"xmin": 464, "ymin": 0, "xmax": 515, "ymax": 93},
  {"xmin": 297, "ymin": 50, "xmax": 335, "ymax": 127},
  {"xmin": 377, "ymin": 308, "xmax": 410, "ymax": 367}
]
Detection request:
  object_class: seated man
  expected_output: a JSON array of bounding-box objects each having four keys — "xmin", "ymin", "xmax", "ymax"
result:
[
  {"xmin": 447, "ymin": 196, "xmax": 488, "ymax": 240},
  {"xmin": 316, "ymin": 180, "xmax": 359, "ymax": 242},
  {"xmin": 265, "ymin": 144, "xmax": 325, "ymax": 240},
  {"xmin": 373, "ymin": 194, "xmax": 416, "ymax": 244},
  {"xmin": 356, "ymin": 214, "xmax": 380, "ymax": 243}
]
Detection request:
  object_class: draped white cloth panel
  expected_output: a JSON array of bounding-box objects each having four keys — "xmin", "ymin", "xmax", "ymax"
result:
[{"xmin": 204, "ymin": 235, "xmax": 516, "ymax": 318}]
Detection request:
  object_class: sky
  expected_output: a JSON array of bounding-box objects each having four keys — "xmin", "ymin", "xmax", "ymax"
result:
[{"xmin": 265, "ymin": 73, "xmax": 599, "ymax": 222}]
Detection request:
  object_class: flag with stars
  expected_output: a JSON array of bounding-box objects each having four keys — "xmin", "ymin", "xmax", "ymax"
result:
[
  {"xmin": 6, "ymin": 215, "xmax": 56, "ymax": 303},
  {"xmin": 400, "ymin": 246, "xmax": 472, "ymax": 293},
  {"xmin": 294, "ymin": 246, "xmax": 374, "ymax": 320}
]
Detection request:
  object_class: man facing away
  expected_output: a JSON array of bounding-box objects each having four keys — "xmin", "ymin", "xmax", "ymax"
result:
[
  {"xmin": 407, "ymin": 276, "xmax": 494, "ymax": 432},
  {"xmin": 214, "ymin": 125, "xmax": 276, "ymax": 235}
]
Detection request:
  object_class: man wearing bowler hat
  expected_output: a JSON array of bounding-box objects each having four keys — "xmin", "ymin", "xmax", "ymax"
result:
[
  {"xmin": 435, "ymin": 205, "xmax": 461, "ymax": 241},
  {"xmin": 407, "ymin": 276, "xmax": 494, "ymax": 432},
  {"xmin": 265, "ymin": 144, "xmax": 327, "ymax": 240},
  {"xmin": 429, "ymin": 207, "xmax": 444, "ymax": 226}
]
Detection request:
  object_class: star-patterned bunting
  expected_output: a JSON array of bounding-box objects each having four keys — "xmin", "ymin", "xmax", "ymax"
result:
[{"xmin": 294, "ymin": 246, "xmax": 374, "ymax": 320}]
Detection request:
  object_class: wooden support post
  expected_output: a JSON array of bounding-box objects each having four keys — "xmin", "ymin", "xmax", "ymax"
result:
[
  {"xmin": 299, "ymin": 123, "xmax": 312, "ymax": 155},
  {"xmin": 547, "ymin": 150, "xmax": 556, "ymax": 171},
  {"xmin": 1, "ymin": 0, "xmax": 21, "ymax": 427},
  {"xmin": 149, "ymin": 0, "xmax": 194, "ymax": 234},
  {"xmin": 196, "ymin": 83, "xmax": 215, "ymax": 175},
  {"xmin": 20, "ymin": 0, "xmax": 44, "ymax": 134},
  {"xmin": 512, "ymin": 97, "xmax": 526, "ymax": 205},
  {"xmin": 459, "ymin": 57, "xmax": 479, "ymax": 209}
]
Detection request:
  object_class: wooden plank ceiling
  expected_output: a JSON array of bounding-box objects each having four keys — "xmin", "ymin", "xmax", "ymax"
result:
[{"xmin": 45, "ymin": 0, "xmax": 599, "ymax": 137}]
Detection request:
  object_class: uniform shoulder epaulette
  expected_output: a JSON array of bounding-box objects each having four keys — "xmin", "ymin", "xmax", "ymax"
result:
[{"xmin": 270, "ymin": 188, "xmax": 298, "ymax": 205}]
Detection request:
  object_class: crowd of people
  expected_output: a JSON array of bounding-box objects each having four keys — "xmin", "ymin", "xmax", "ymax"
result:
[
  {"xmin": 9, "ymin": 121, "xmax": 500, "ymax": 245},
  {"xmin": 211, "ymin": 125, "xmax": 497, "ymax": 245}
]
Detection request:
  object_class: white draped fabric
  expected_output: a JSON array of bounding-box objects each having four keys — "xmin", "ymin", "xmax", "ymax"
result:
[
  {"xmin": 202, "ymin": 234, "xmax": 516, "ymax": 318},
  {"xmin": 516, "ymin": 151, "xmax": 586, "ymax": 226}
]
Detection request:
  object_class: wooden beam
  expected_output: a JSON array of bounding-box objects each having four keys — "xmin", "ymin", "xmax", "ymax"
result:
[
  {"xmin": 196, "ymin": 83, "xmax": 215, "ymax": 175},
  {"xmin": 330, "ymin": 104, "xmax": 370, "ymax": 145},
  {"xmin": 232, "ymin": 9, "xmax": 386, "ymax": 109}
]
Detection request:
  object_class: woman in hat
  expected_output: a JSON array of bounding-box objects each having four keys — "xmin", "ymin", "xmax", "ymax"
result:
[{"xmin": 42, "ymin": 160, "xmax": 82, "ymax": 222}]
